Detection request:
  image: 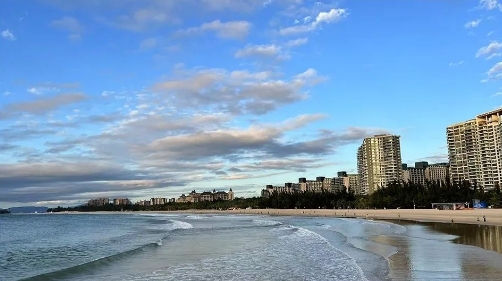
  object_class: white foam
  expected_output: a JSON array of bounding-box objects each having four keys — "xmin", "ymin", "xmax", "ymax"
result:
[
  {"xmin": 185, "ymin": 215, "xmax": 209, "ymax": 220},
  {"xmin": 252, "ymin": 219, "xmax": 282, "ymax": 226},
  {"xmin": 279, "ymin": 225, "xmax": 369, "ymax": 281},
  {"xmin": 137, "ymin": 213, "xmax": 180, "ymax": 218},
  {"xmin": 169, "ymin": 220, "xmax": 193, "ymax": 230}
]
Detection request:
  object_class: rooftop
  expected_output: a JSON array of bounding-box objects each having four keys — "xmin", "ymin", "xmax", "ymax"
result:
[{"xmin": 476, "ymin": 108, "xmax": 502, "ymax": 119}]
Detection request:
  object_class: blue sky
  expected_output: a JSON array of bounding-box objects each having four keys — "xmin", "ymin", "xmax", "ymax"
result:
[{"xmin": 1, "ymin": 0, "xmax": 502, "ymax": 208}]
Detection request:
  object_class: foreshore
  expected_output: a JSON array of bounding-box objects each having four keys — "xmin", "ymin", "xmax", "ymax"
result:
[
  {"xmin": 174, "ymin": 208, "xmax": 502, "ymax": 226},
  {"xmin": 50, "ymin": 208, "xmax": 502, "ymax": 226}
]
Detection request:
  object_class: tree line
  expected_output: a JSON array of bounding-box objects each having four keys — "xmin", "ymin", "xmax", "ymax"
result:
[{"xmin": 48, "ymin": 180, "xmax": 502, "ymax": 212}]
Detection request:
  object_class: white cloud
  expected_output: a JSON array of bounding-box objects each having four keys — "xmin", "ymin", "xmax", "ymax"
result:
[
  {"xmin": 487, "ymin": 53, "xmax": 502, "ymax": 59},
  {"xmin": 479, "ymin": 0, "xmax": 502, "ymax": 10},
  {"xmin": 235, "ymin": 44, "xmax": 282, "ymax": 58},
  {"xmin": 314, "ymin": 8, "xmax": 348, "ymax": 26},
  {"xmin": 449, "ymin": 61, "xmax": 464, "ymax": 67},
  {"xmin": 279, "ymin": 8, "xmax": 348, "ymax": 35},
  {"xmin": 285, "ymin": 37, "xmax": 308, "ymax": 47},
  {"xmin": 476, "ymin": 41, "xmax": 502, "ymax": 58},
  {"xmin": 491, "ymin": 92, "xmax": 502, "ymax": 97},
  {"xmin": 486, "ymin": 61, "xmax": 502, "ymax": 80},
  {"xmin": 179, "ymin": 20, "xmax": 251, "ymax": 39},
  {"xmin": 1, "ymin": 29, "xmax": 16, "ymax": 41},
  {"xmin": 26, "ymin": 86, "xmax": 59, "ymax": 95},
  {"xmin": 464, "ymin": 19, "xmax": 481, "ymax": 28}
]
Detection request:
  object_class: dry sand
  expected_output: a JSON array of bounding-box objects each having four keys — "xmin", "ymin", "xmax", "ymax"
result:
[{"xmin": 178, "ymin": 208, "xmax": 502, "ymax": 226}]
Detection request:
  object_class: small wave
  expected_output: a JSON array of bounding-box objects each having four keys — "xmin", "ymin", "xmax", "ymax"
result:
[
  {"xmin": 252, "ymin": 219, "xmax": 282, "ymax": 226},
  {"xmin": 156, "ymin": 239, "xmax": 163, "ymax": 246},
  {"xmin": 20, "ymin": 241, "xmax": 160, "ymax": 281},
  {"xmin": 278, "ymin": 225, "xmax": 369, "ymax": 281},
  {"xmin": 146, "ymin": 219, "xmax": 193, "ymax": 233},
  {"xmin": 169, "ymin": 219, "xmax": 193, "ymax": 230},
  {"xmin": 136, "ymin": 213, "xmax": 180, "ymax": 218},
  {"xmin": 185, "ymin": 215, "xmax": 209, "ymax": 220}
]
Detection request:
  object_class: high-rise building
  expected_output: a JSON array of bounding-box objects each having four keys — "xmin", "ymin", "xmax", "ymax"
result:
[
  {"xmin": 447, "ymin": 108, "xmax": 502, "ymax": 189},
  {"xmin": 357, "ymin": 134, "xmax": 402, "ymax": 195}
]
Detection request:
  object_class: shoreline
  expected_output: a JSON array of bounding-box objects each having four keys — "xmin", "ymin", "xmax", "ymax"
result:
[
  {"xmin": 163, "ymin": 208, "xmax": 502, "ymax": 227},
  {"xmin": 45, "ymin": 208, "xmax": 502, "ymax": 226}
]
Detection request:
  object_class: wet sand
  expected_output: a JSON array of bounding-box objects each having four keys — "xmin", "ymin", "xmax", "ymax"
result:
[
  {"xmin": 182, "ymin": 208, "xmax": 502, "ymax": 226},
  {"xmin": 373, "ymin": 221, "xmax": 502, "ymax": 281}
]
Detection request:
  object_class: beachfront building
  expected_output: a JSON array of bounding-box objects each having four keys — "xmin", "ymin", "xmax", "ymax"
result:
[
  {"xmin": 262, "ymin": 176, "xmax": 342, "ymax": 197},
  {"xmin": 402, "ymin": 162, "xmax": 450, "ymax": 186},
  {"xmin": 357, "ymin": 134, "xmax": 402, "ymax": 195},
  {"xmin": 87, "ymin": 198, "xmax": 110, "ymax": 206},
  {"xmin": 447, "ymin": 108, "xmax": 502, "ymax": 190},
  {"xmin": 137, "ymin": 200, "xmax": 151, "ymax": 206},
  {"xmin": 346, "ymin": 174, "xmax": 360, "ymax": 193},
  {"xmin": 177, "ymin": 188, "xmax": 234, "ymax": 203},
  {"xmin": 426, "ymin": 163, "xmax": 450, "ymax": 185},
  {"xmin": 402, "ymin": 162, "xmax": 428, "ymax": 185},
  {"xmin": 261, "ymin": 183, "xmax": 301, "ymax": 198},
  {"xmin": 337, "ymin": 171, "xmax": 359, "ymax": 193},
  {"xmin": 113, "ymin": 198, "xmax": 131, "ymax": 205},
  {"xmin": 299, "ymin": 177, "xmax": 334, "ymax": 192},
  {"xmin": 150, "ymin": 197, "xmax": 167, "ymax": 205}
]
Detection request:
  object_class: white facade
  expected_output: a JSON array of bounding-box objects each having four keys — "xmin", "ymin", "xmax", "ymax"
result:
[
  {"xmin": 357, "ymin": 134, "xmax": 402, "ymax": 195},
  {"xmin": 447, "ymin": 109, "xmax": 502, "ymax": 189}
]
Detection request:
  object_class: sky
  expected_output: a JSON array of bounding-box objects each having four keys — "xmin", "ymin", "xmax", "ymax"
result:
[{"xmin": 1, "ymin": 0, "xmax": 502, "ymax": 208}]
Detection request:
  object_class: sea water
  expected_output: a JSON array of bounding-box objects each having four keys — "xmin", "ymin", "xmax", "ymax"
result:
[{"xmin": 1, "ymin": 213, "xmax": 501, "ymax": 281}]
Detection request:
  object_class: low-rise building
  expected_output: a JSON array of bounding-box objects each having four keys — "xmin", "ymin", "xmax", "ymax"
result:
[
  {"xmin": 261, "ymin": 183, "xmax": 301, "ymax": 197},
  {"xmin": 426, "ymin": 163, "xmax": 450, "ymax": 185},
  {"xmin": 137, "ymin": 200, "xmax": 151, "ymax": 206},
  {"xmin": 177, "ymin": 188, "xmax": 234, "ymax": 202},
  {"xmin": 113, "ymin": 198, "xmax": 131, "ymax": 205},
  {"xmin": 402, "ymin": 166, "xmax": 427, "ymax": 185},
  {"xmin": 150, "ymin": 197, "xmax": 167, "ymax": 205},
  {"xmin": 88, "ymin": 198, "xmax": 110, "ymax": 206}
]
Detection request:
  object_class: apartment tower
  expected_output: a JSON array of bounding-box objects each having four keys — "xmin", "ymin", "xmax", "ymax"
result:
[
  {"xmin": 357, "ymin": 134, "xmax": 403, "ymax": 195},
  {"xmin": 447, "ymin": 108, "xmax": 502, "ymax": 189}
]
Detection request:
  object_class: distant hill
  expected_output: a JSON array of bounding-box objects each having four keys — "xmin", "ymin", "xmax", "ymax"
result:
[{"xmin": 8, "ymin": 206, "xmax": 48, "ymax": 214}]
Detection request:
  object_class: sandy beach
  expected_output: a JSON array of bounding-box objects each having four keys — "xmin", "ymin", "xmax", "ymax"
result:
[
  {"xmin": 53, "ymin": 208, "xmax": 502, "ymax": 226},
  {"xmin": 173, "ymin": 208, "xmax": 502, "ymax": 226}
]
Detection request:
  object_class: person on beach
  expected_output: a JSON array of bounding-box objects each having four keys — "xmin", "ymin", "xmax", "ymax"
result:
[{"xmin": 483, "ymin": 215, "xmax": 486, "ymax": 222}]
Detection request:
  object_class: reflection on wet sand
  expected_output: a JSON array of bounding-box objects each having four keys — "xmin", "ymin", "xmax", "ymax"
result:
[
  {"xmin": 425, "ymin": 222, "xmax": 502, "ymax": 254},
  {"xmin": 374, "ymin": 220, "xmax": 502, "ymax": 281}
]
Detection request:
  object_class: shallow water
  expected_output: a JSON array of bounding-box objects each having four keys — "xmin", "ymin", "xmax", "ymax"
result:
[{"xmin": 1, "ymin": 213, "xmax": 501, "ymax": 281}]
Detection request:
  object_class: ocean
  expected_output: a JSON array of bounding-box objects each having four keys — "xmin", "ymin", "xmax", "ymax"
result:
[{"xmin": 1, "ymin": 213, "xmax": 501, "ymax": 281}]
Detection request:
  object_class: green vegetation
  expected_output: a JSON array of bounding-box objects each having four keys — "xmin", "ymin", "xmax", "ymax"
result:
[{"xmin": 48, "ymin": 180, "xmax": 502, "ymax": 212}]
